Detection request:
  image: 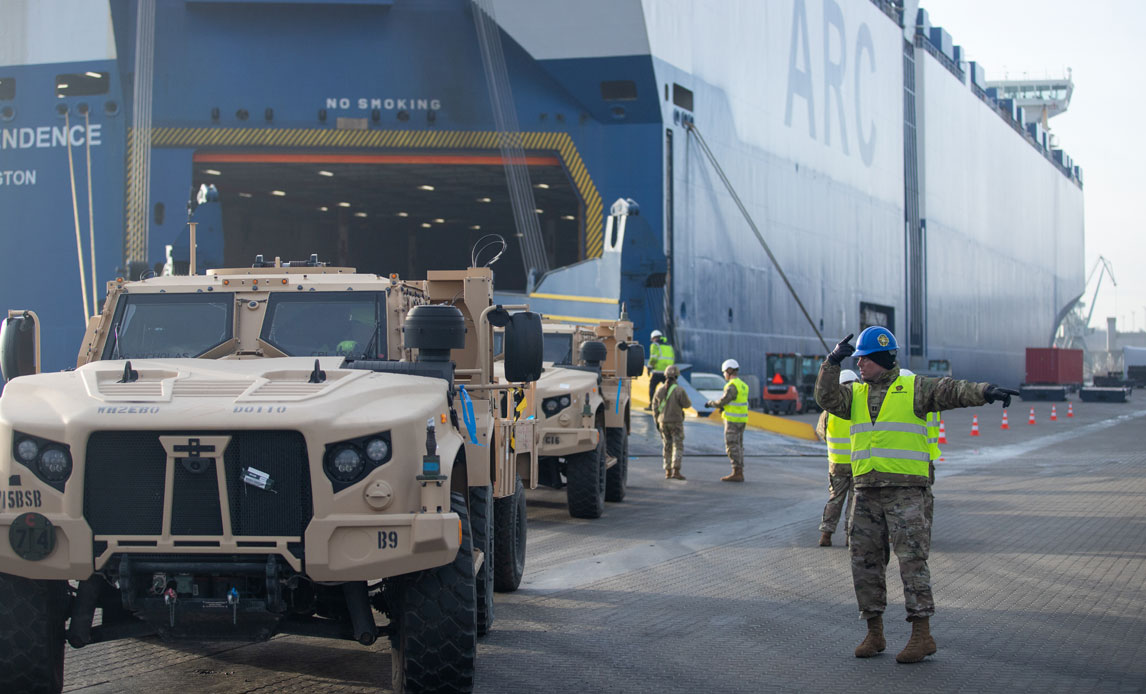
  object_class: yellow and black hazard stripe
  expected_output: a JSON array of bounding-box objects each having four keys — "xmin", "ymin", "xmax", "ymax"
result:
[{"xmin": 126, "ymin": 127, "xmax": 604, "ymax": 265}]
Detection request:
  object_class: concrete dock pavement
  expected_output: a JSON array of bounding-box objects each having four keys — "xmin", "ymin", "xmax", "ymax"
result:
[{"xmin": 61, "ymin": 398, "xmax": 1146, "ymax": 692}]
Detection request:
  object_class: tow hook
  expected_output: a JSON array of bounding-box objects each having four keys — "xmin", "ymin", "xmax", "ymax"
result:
[
  {"xmin": 227, "ymin": 587, "xmax": 240, "ymax": 625},
  {"xmin": 163, "ymin": 587, "xmax": 177, "ymax": 627}
]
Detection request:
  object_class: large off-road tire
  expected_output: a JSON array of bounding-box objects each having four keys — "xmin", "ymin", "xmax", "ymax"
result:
[
  {"xmin": 604, "ymin": 426, "xmax": 628, "ymax": 502},
  {"xmin": 390, "ymin": 492, "xmax": 476, "ymax": 694},
  {"xmin": 493, "ymin": 476, "xmax": 526, "ymax": 592},
  {"xmin": 468, "ymin": 484, "xmax": 495, "ymax": 636},
  {"xmin": 565, "ymin": 422, "xmax": 607, "ymax": 519},
  {"xmin": 0, "ymin": 572, "xmax": 67, "ymax": 694}
]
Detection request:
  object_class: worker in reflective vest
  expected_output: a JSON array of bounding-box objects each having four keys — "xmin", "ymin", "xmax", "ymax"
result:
[
  {"xmin": 816, "ymin": 369, "xmax": 860, "ymax": 547},
  {"xmin": 705, "ymin": 358, "xmax": 749, "ymax": 482},
  {"xmin": 902, "ymin": 369, "xmax": 941, "ymax": 529},
  {"xmin": 646, "ymin": 329, "xmax": 676, "ymax": 407},
  {"xmin": 815, "ymin": 326, "xmax": 1017, "ymax": 665}
]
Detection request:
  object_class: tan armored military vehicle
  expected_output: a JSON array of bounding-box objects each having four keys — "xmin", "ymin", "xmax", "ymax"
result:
[
  {"xmin": 497, "ymin": 318, "xmax": 642, "ymax": 518},
  {"xmin": 0, "ymin": 258, "xmax": 543, "ymax": 694}
]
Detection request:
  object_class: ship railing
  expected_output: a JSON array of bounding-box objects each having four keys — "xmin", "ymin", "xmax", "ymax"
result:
[
  {"xmin": 914, "ymin": 33, "xmax": 965, "ymax": 83},
  {"xmin": 868, "ymin": 0, "xmax": 898, "ymax": 23},
  {"xmin": 913, "ymin": 34, "xmax": 1081, "ymax": 188}
]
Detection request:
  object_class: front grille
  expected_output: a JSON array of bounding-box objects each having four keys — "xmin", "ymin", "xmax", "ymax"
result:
[
  {"xmin": 224, "ymin": 431, "xmax": 311, "ymax": 537},
  {"xmin": 85, "ymin": 431, "xmax": 312, "ymax": 538},
  {"xmin": 171, "ymin": 459, "xmax": 223, "ymax": 535},
  {"xmin": 85, "ymin": 432, "xmax": 167, "ymax": 535}
]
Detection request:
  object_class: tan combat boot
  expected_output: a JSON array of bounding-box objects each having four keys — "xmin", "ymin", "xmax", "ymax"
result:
[
  {"xmin": 665, "ymin": 470, "xmax": 673, "ymax": 479},
  {"xmin": 854, "ymin": 615, "xmax": 886, "ymax": 658},
  {"xmin": 671, "ymin": 471, "xmax": 686, "ymax": 480},
  {"xmin": 896, "ymin": 617, "xmax": 936, "ymax": 663},
  {"xmin": 721, "ymin": 470, "xmax": 744, "ymax": 482},
  {"xmin": 819, "ymin": 532, "xmax": 832, "ymax": 547}
]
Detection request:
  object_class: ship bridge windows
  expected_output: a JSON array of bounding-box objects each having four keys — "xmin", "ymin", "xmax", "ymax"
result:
[
  {"xmin": 0, "ymin": 78, "xmax": 14, "ymax": 101},
  {"xmin": 190, "ymin": 153, "xmax": 583, "ymax": 291},
  {"xmin": 55, "ymin": 71, "xmax": 108, "ymax": 98}
]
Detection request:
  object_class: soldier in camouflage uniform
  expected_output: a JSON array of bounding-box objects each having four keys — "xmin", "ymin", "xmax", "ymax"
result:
[
  {"xmin": 705, "ymin": 358, "xmax": 750, "ymax": 482},
  {"xmin": 651, "ymin": 364, "xmax": 691, "ymax": 480},
  {"xmin": 815, "ymin": 327, "xmax": 1017, "ymax": 664}
]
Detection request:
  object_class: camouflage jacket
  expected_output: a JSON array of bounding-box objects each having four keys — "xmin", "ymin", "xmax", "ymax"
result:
[
  {"xmin": 814, "ymin": 360, "xmax": 989, "ymax": 488},
  {"xmin": 709, "ymin": 380, "xmax": 738, "ymax": 409},
  {"xmin": 652, "ymin": 379, "xmax": 691, "ymax": 424}
]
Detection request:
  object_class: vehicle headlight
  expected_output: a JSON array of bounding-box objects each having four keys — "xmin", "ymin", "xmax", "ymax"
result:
[
  {"xmin": 37, "ymin": 447, "xmax": 72, "ymax": 482},
  {"xmin": 12, "ymin": 433, "xmax": 72, "ymax": 488},
  {"xmin": 327, "ymin": 446, "xmax": 365, "ymax": 482},
  {"xmin": 542, "ymin": 395, "xmax": 572, "ymax": 417},
  {"xmin": 15, "ymin": 438, "xmax": 39, "ymax": 463},
  {"xmin": 365, "ymin": 438, "xmax": 390, "ymax": 462},
  {"xmin": 322, "ymin": 431, "xmax": 392, "ymax": 490}
]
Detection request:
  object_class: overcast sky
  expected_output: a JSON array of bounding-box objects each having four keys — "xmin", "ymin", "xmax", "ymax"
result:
[{"xmin": 921, "ymin": 0, "xmax": 1145, "ymax": 334}]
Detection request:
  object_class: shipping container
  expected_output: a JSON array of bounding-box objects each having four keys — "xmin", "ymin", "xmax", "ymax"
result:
[{"xmin": 1025, "ymin": 347, "xmax": 1083, "ymax": 386}]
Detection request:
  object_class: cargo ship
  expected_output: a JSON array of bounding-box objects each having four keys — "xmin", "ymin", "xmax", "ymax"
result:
[{"xmin": 0, "ymin": 0, "xmax": 1084, "ymax": 386}]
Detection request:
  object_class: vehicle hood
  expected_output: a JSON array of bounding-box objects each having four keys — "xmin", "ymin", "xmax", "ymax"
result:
[{"xmin": 0, "ymin": 357, "xmax": 449, "ymax": 435}]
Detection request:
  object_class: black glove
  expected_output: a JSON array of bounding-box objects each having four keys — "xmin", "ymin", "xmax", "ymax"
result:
[
  {"xmin": 827, "ymin": 334, "xmax": 855, "ymax": 365},
  {"xmin": 984, "ymin": 385, "xmax": 1020, "ymax": 408}
]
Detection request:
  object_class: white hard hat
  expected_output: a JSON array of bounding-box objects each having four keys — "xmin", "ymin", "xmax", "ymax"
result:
[
  {"xmin": 650, "ymin": 329, "xmax": 663, "ymax": 340},
  {"xmin": 839, "ymin": 369, "xmax": 859, "ymax": 384},
  {"xmin": 899, "ymin": 368, "xmax": 915, "ymax": 376},
  {"xmin": 721, "ymin": 358, "xmax": 739, "ymax": 372}
]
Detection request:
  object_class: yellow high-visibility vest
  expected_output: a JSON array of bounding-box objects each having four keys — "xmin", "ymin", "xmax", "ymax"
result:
[
  {"xmin": 926, "ymin": 411, "xmax": 941, "ymax": 462},
  {"xmin": 649, "ymin": 341, "xmax": 676, "ymax": 371},
  {"xmin": 849, "ymin": 376, "xmax": 929, "ymax": 479},
  {"xmin": 826, "ymin": 413, "xmax": 852, "ymax": 465},
  {"xmin": 723, "ymin": 378, "xmax": 749, "ymax": 423}
]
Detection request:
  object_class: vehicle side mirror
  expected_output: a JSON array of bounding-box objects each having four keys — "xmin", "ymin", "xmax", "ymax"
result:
[
  {"xmin": 624, "ymin": 342, "xmax": 644, "ymax": 378},
  {"xmin": 1, "ymin": 310, "xmax": 41, "ymax": 382},
  {"xmin": 504, "ymin": 311, "xmax": 543, "ymax": 383}
]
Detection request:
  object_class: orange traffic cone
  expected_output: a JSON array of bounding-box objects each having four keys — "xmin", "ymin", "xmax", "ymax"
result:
[
  {"xmin": 1051, "ymin": 405, "xmax": 1058, "ymax": 422},
  {"xmin": 938, "ymin": 420, "xmax": 947, "ymax": 444},
  {"xmin": 1068, "ymin": 402, "xmax": 1074, "ymax": 417},
  {"xmin": 1028, "ymin": 408, "xmax": 1036, "ymax": 425},
  {"xmin": 1001, "ymin": 410, "xmax": 1009, "ymax": 430},
  {"xmin": 970, "ymin": 415, "xmax": 980, "ymax": 436}
]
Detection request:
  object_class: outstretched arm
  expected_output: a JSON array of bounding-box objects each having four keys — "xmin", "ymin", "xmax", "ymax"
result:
[{"xmin": 814, "ymin": 360, "xmax": 852, "ymax": 419}]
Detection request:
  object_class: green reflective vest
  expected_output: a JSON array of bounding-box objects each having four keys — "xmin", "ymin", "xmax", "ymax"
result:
[
  {"xmin": 722, "ymin": 378, "xmax": 749, "ymax": 423},
  {"xmin": 649, "ymin": 341, "xmax": 675, "ymax": 371},
  {"xmin": 826, "ymin": 413, "xmax": 852, "ymax": 465},
  {"xmin": 926, "ymin": 411, "xmax": 941, "ymax": 462},
  {"xmin": 849, "ymin": 376, "xmax": 930, "ymax": 479}
]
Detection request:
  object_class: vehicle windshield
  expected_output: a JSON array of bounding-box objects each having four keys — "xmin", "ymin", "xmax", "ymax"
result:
[
  {"xmin": 543, "ymin": 334, "xmax": 574, "ymax": 364},
  {"xmin": 102, "ymin": 293, "xmax": 234, "ymax": 359},
  {"xmin": 690, "ymin": 373, "xmax": 725, "ymax": 390},
  {"xmin": 766, "ymin": 355, "xmax": 797, "ymax": 382},
  {"xmin": 261, "ymin": 292, "xmax": 386, "ymax": 358}
]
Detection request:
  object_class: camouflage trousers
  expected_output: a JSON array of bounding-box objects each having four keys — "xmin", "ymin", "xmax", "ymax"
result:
[
  {"xmin": 660, "ymin": 422, "xmax": 685, "ymax": 472},
  {"xmin": 849, "ymin": 486, "xmax": 934, "ymax": 621},
  {"xmin": 818, "ymin": 466, "xmax": 854, "ymax": 535},
  {"xmin": 724, "ymin": 421, "xmax": 745, "ymax": 471}
]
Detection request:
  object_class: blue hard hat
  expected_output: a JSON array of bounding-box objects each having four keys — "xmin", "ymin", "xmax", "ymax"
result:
[{"xmin": 853, "ymin": 326, "xmax": 898, "ymax": 356}]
